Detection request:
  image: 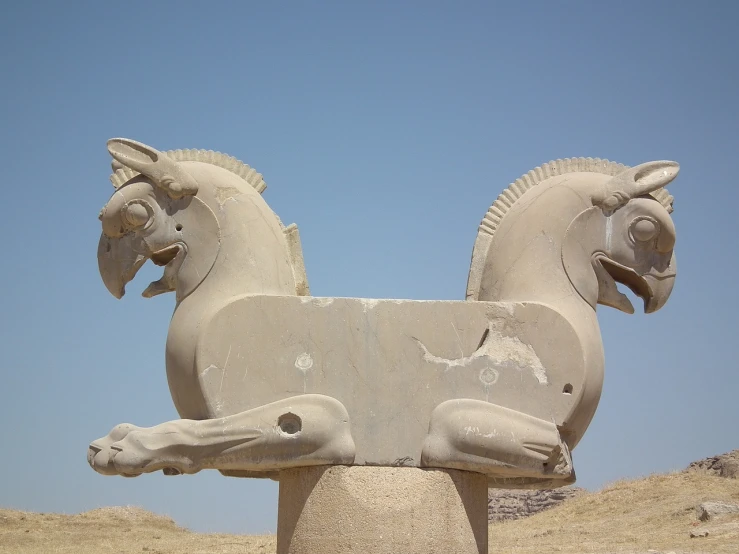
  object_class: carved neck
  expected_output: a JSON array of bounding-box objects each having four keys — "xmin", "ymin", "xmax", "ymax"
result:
[
  {"xmin": 174, "ymin": 189, "xmax": 296, "ymax": 308},
  {"xmin": 476, "ymin": 180, "xmax": 608, "ymax": 447},
  {"xmin": 484, "ymin": 234, "xmax": 597, "ymax": 326},
  {"xmin": 479, "ymin": 182, "xmax": 594, "ymax": 309}
]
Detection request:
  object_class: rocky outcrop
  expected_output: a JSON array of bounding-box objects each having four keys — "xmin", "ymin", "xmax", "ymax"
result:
[
  {"xmin": 487, "ymin": 486, "xmax": 584, "ymax": 522},
  {"xmin": 686, "ymin": 449, "xmax": 739, "ymax": 478},
  {"xmin": 696, "ymin": 501, "xmax": 739, "ymax": 521},
  {"xmin": 486, "ymin": 449, "xmax": 739, "ymax": 523}
]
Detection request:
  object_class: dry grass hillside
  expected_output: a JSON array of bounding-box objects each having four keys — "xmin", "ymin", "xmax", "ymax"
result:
[
  {"xmin": 488, "ymin": 471, "xmax": 739, "ymax": 553},
  {"xmin": 0, "ymin": 506, "xmax": 276, "ymax": 554},
  {"xmin": 2, "ymin": 471, "xmax": 737, "ymax": 554}
]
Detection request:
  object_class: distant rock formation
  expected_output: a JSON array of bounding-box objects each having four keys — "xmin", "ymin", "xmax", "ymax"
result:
[
  {"xmin": 487, "ymin": 486, "xmax": 585, "ymax": 522},
  {"xmin": 686, "ymin": 449, "xmax": 739, "ymax": 479},
  {"xmin": 487, "ymin": 449, "xmax": 739, "ymax": 523}
]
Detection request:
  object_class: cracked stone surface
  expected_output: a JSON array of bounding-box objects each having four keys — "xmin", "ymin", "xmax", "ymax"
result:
[{"xmin": 91, "ymin": 140, "xmax": 680, "ymax": 491}]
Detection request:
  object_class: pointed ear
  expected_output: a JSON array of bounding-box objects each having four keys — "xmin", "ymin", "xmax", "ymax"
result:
[
  {"xmin": 632, "ymin": 161, "xmax": 680, "ymax": 190},
  {"xmin": 106, "ymin": 138, "xmax": 198, "ymax": 199},
  {"xmin": 599, "ymin": 161, "xmax": 679, "ymax": 211},
  {"xmin": 107, "ymin": 138, "xmax": 162, "ymax": 170}
]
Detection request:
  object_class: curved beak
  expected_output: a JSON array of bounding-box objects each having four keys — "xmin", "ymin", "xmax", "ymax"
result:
[
  {"xmin": 97, "ymin": 233, "xmax": 148, "ymax": 299},
  {"xmin": 596, "ymin": 252, "xmax": 676, "ymax": 314},
  {"xmin": 643, "ymin": 253, "xmax": 676, "ymax": 314}
]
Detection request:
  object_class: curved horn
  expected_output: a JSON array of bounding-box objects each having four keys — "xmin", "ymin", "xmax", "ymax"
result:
[
  {"xmin": 598, "ymin": 161, "xmax": 679, "ymax": 211},
  {"xmin": 107, "ymin": 138, "xmax": 198, "ymax": 199}
]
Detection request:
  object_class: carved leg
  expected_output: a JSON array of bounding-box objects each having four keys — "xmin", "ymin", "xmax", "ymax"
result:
[
  {"xmin": 88, "ymin": 394, "xmax": 355, "ymax": 477},
  {"xmin": 420, "ymin": 399, "xmax": 575, "ymax": 488}
]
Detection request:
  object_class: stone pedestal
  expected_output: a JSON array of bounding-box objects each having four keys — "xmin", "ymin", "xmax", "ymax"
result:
[{"xmin": 277, "ymin": 466, "xmax": 488, "ymax": 554}]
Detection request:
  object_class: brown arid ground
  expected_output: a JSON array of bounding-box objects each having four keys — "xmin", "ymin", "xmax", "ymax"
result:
[
  {"xmin": 488, "ymin": 471, "xmax": 739, "ymax": 553},
  {"xmin": 1, "ymin": 471, "xmax": 737, "ymax": 554}
]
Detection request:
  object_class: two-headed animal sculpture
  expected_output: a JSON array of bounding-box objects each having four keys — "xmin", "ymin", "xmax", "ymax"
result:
[{"xmin": 89, "ymin": 139, "xmax": 678, "ymax": 488}]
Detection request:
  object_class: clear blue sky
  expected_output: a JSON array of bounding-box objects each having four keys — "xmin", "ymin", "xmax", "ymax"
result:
[{"xmin": 1, "ymin": 1, "xmax": 737, "ymax": 535}]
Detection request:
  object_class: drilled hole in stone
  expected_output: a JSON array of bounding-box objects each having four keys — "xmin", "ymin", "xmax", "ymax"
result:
[
  {"xmin": 278, "ymin": 412, "xmax": 302, "ymax": 435},
  {"xmin": 563, "ymin": 383, "xmax": 573, "ymax": 395},
  {"xmin": 175, "ymin": 223, "xmax": 183, "ymax": 231}
]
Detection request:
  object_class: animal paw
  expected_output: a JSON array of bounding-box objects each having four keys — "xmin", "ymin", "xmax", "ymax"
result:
[
  {"xmin": 88, "ymin": 423, "xmax": 140, "ymax": 476},
  {"xmin": 88, "ymin": 423, "xmax": 198, "ymax": 477}
]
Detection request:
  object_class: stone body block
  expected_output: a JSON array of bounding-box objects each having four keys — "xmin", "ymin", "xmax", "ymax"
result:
[{"xmin": 197, "ymin": 297, "xmax": 581, "ymax": 470}]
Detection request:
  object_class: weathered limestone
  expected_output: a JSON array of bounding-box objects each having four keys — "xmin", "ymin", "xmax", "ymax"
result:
[
  {"xmin": 87, "ymin": 138, "xmax": 681, "ymax": 550},
  {"xmin": 89, "ymin": 140, "xmax": 679, "ymax": 487},
  {"xmin": 277, "ymin": 466, "xmax": 488, "ymax": 554},
  {"xmin": 88, "ymin": 395, "xmax": 355, "ymax": 477}
]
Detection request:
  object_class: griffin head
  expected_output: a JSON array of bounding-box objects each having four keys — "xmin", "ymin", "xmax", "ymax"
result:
[
  {"xmin": 565, "ymin": 160, "xmax": 679, "ymax": 315},
  {"xmin": 97, "ymin": 138, "xmax": 215, "ymax": 300}
]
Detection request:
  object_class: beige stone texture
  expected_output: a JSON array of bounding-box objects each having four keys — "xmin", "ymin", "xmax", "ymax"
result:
[
  {"xmin": 89, "ymin": 140, "xmax": 680, "ymax": 489},
  {"xmin": 276, "ymin": 466, "xmax": 487, "ymax": 554}
]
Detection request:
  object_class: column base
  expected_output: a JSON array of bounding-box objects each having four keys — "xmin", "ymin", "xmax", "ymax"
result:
[{"xmin": 277, "ymin": 465, "xmax": 487, "ymax": 554}]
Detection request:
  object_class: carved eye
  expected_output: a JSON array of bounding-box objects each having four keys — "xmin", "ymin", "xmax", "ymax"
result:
[
  {"xmin": 122, "ymin": 200, "xmax": 152, "ymax": 229},
  {"xmin": 630, "ymin": 217, "xmax": 659, "ymax": 242}
]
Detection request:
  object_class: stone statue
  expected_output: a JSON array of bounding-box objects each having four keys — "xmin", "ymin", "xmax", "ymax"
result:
[{"xmin": 89, "ymin": 139, "xmax": 678, "ymax": 490}]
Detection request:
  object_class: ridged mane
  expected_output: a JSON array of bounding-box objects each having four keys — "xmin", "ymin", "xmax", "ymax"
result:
[
  {"xmin": 109, "ymin": 149, "xmax": 267, "ymax": 194},
  {"xmin": 478, "ymin": 157, "xmax": 674, "ymax": 239},
  {"xmin": 467, "ymin": 157, "xmax": 675, "ymax": 301}
]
